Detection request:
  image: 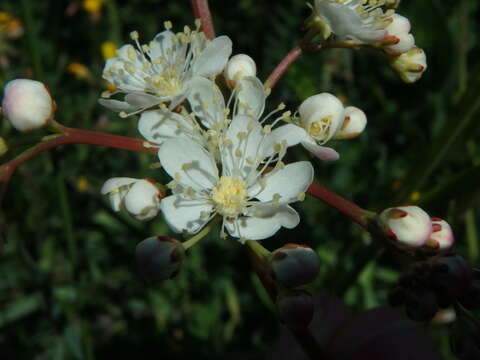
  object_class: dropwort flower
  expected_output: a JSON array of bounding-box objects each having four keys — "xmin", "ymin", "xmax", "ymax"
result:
[
  {"xmin": 158, "ymin": 123, "xmax": 314, "ymax": 241},
  {"xmin": 308, "ymin": 0, "xmax": 394, "ymax": 43},
  {"xmin": 99, "ymin": 21, "xmax": 232, "ymax": 116}
]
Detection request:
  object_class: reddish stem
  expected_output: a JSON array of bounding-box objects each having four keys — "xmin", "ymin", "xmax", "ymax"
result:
[
  {"xmin": 264, "ymin": 45, "xmax": 304, "ymax": 90},
  {"xmin": 0, "ymin": 126, "xmax": 156, "ymax": 203},
  {"xmin": 190, "ymin": 0, "xmax": 215, "ymax": 39},
  {"xmin": 307, "ymin": 182, "xmax": 370, "ymax": 228}
]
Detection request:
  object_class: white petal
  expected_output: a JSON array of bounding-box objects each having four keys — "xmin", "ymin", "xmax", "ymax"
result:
[
  {"xmin": 98, "ymin": 98, "xmax": 134, "ymax": 112},
  {"xmin": 158, "ymin": 138, "xmax": 218, "ymax": 190},
  {"xmin": 192, "ymin": 35, "xmax": 232, "ymax": 77},
  {"xmin": 101, "ymin": 177, "xmax": 139, "ymax": 195},
  {"xmin": 236, "ymin": 76, "xmax": 265, "ymax": 119},
  {"xmin": 101, "ymin": 177, "xmax": 139, "ymax": 211},
  {"xmin": 299, "ymin": 93, "xmax": 345, "ymax": 143},
  {"xmin": 301, "ymin": 137, "xmax": 340, "ymax": 161},
  {"xmin": 149, "ymin": 31, "xmax": 177, "ymax": 61},
  {"xmin": 261, "ymin": 124, "xmax": 308, "ymax": 157},
  {"xmin": 221, "ymin": 115, "xmax": 263, "ymax": 177},
  {"xmin": 124, "ymin": 180, "xmax": 161, "ymax": 221},
  {"xmin": 124, "ymin": 93, "xmax": 162, "ymax": 108},
  {"xmin": 225, "ymin": 205, "xmax": 300, "ymax": 240},
  {"xmin": 160, "ymin": 195, "xmax": 214, "ymax": 234},
  {"xmin": 138, "ymin": 109, "xmax": 201, "ymax": 144},
  {"xmin": 256, "ymin": 161, "xmax": 314, "ymax": 203},
  {"xmin": 186, "ymin": 77, "xmax": 225, "ymax": 129}
]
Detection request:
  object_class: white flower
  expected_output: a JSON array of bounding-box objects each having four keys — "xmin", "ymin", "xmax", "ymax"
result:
[
  {"xmin": 425, "ymin": 218, "xmax": 454, "ymax": 250},
  {"xmin": 311, "ymin": 0, "xmax": 394, "ymax": 43},
  {"xmin": 137, "ymin": 76, "xmax": 305, "ymax": 155},
  {"xmin": 333, "ymin": 106, "xmax": 367, "ymax": 140},
  {"xmin": 224, "ymin": 54, "xmax": 257, "ymax": 88},
  {"xmin": 158, "ymin": 120, "xmax": 314, "ymax": 241},
  {"xmin": 384, "ymin": 13, "xmax": 415, "ymax": 54},
  {"xmin": 101, "ymin": 177, "xmax": 162, "ymax": 221},
  {"xmin": 390, "ymin": 47, "xmax": 427, "ymax": 83},
  {"xmin": 289, "ymin": 93, "xmax": 346, "ymax": 161},
  {"xmin": 99, "ymin": 23, "xmax": 232, "ymax": 116},
  {"xmin": 379, "ymin": 205, "xmax": 432, "ymax": 247},
  {"xmin": 2, "ymin": 79, "xmax": 54, "ymax": 132}
]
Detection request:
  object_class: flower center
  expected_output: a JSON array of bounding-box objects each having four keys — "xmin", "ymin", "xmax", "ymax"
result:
[
  {"xmin": 211, "ymin": 176, "xmax": 248, "ymax": 217},
  {"xmin": 308, "ymin": 115, "xmax": 332, "ymax": 142}
]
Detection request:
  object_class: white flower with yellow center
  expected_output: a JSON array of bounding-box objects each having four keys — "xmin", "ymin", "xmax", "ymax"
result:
[
  {"xmin": 310, "ymin": 0, "xmax": 394, "ymax": 43},
  {"xmin": 287, "ymin": 93, "xmax": 347, "ymax": 161},
  {"xmin": 158, "ymin": 116, "xmax": 314, "ymax": 241},
  {"xmin": 137, "ymin": 75, "xmax": 306, "ymax": 156},
  {"xmin": 99, "ymin": 21, "xmax": 232, "ymax": 117}
]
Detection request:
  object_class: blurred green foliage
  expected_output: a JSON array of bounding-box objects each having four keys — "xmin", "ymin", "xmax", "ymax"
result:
[{"xmin": 0, "ymin": 0, "xmax": 479, "ymax": 359}]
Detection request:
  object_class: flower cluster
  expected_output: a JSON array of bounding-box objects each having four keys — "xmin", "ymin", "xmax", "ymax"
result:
[
  {"xmin": 306, "ymin": 0, "xmax": 427, "ymax": 83},
  {"xmin": 379, "ymin": 205, "xmax": 454, "ymax": 251},
  {"xmin": 99, "ymin": 24, "xmax": 371, "ymax": 242}
]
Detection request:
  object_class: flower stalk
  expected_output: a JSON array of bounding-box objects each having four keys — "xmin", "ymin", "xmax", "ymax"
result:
[
  {"xmin": 306, "ymin": 182, "xmax": 374, "ymax": 228},
  {"xmin": 0, "ymin": 125, "xmax": 155, "ymax": 203},
  {"xmin": 190, "ymin": 0, "xmax": 215, "ymax": 39}
]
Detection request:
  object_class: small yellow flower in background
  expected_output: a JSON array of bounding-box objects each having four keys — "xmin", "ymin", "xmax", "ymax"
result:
[
  {"xmin": 82, "ymin": 0, "xmax": 105, "ymax": 14},
  {"xmin": 101, "ymin": 41, "xmax": 116, "ymax": 60},
  {"xmin": 66, "ymin": 62, "xmax": 91, "ymax": 80},
  {"xmin": 0, "ymin": 137, "xmax": 8, "ymax": 156},
  {"xmin": 409, "ymin": 191, "xmax": 421, "ymax": 201},
  {"xmin": 76, "ymin": 176, "xmax": 90, "ymax": 192},
  {"xmin": 0, "ymin": 12, "xmax": 23, "ymax": 38}
]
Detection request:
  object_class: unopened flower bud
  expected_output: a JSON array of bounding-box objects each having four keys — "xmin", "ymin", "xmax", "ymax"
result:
[
  {"xmin": 101, "ymin": 177, "xmax": 162, "ymax": 221},
  {"xmin": 224, "ymin": 54, "xmax": 257, "ymax": 88},
  {"xmin": 276, "ymin": 289, "xmax": 314, "ymax": 331},
  {"xmin": 269, "ymin": 244, "xmax": 320, "ymax": 288},
  {"xmin": 136, "ymin": 236, "xmax": 185, "ymax": 283},
  {"xmin": 298, "ymin": 93, "xmax": 344, "ymax": 144},
  {"xmin": 390, "ymin": 47, "xmax": 427, "ymax": 83},
  {"xmin": 424, "ymin": 218, "xmax": 454, "ymax": 250},
  {"xmin": 384, "ymin": 14, "xmax": 415, "ymax": 54},
  {"xmin": 1, "ymin": 79, "xmax": 54, "ymax": 132},
  {"xmin": 379, "ymin": 206, "xmax": 432, "ymax": 248},
  {"xmin": 124, "ymin": 179, "xmax": 162, "ymax": 221},
  {"xmin": 333, "ymin": 106, "xmax": 367, "ymax": 140}
]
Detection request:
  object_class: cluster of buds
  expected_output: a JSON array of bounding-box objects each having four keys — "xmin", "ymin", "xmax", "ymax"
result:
[
  {"xmin": 303, "ymin": 1, "xmax": 427, "ymax": 83},
  {"xmin": 389, "ymin": 254, "xmax": 479, "ymax": 322},
  {"xmin": 268, "ymin": 244, "xmax": 320, "ymax": 330},
  {"xmin": 378, "ymin": 205, "xmax": 454, "ymax": 251}
]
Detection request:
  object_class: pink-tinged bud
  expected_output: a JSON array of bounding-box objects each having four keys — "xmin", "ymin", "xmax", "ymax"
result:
[
  {"xmin": 390, "ymin": 47, "xmax": 427, "ymax": 83},
  {"xmin": 223, "ymin": 54, "xmax": 257, "ymax": 88},
  {"xmin": 379, "ymin": 205, "xmax": 432, "ymax": 247},
  {"xmin": 425, "ymin": 218, "xmax": 454, "ymax": 250},
  {"xmin": 384, "ymin": 14, "xmax": 415, "ymax": 54},
  {"xmin": 269, "ymin": 243, "xmax": 320, "ymax": 288},
  {"xmin": 1, "ymin": 79, "xmax": 54, "ymax": 132},
  {"xmin": 334, "ymin": 106, "xmax": 367, "ymax": 140}
]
